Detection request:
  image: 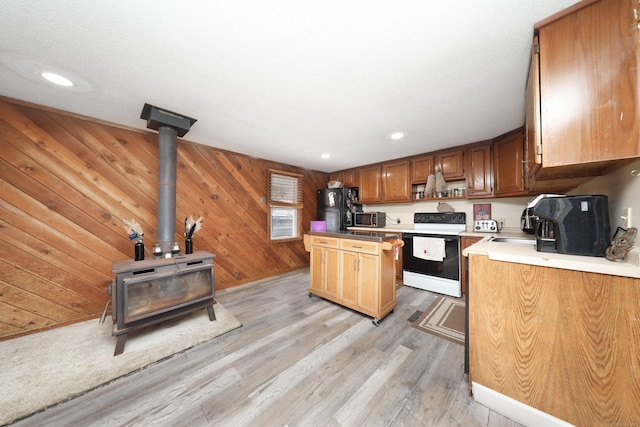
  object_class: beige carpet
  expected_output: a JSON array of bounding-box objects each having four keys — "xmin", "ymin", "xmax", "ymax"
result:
[
  {"xmin": 411, "ymin": 296, "xmax": 465, "ymax": 345},
  {"xmin": 0, "ymin": 303, "xmax": 242, "ymax": 425}
]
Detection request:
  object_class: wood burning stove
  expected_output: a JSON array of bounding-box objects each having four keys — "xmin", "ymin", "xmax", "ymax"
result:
[
  {"xmin": 107, "ymin": 103, "xmax": 215, "ymax": 356},
  {"xmin": 110, "ymin": 251, "xmax": 216, "ymax": 356}
]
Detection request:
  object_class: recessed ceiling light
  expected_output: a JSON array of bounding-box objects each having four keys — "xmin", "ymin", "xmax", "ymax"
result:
[
  {"xmin": 321, "ymin": 153, "xmax": 331, "ymax": 159},
  {"xmin": 41, "ymin": 71, "xmax": 74, "ymax": 87},
  {"xmin": 386, "ymin": 131, "xmax": 408, "ymax": 141}
]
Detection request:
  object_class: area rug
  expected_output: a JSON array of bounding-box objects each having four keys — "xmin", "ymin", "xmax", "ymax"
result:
[
  {"xmin": 0, "ymin": 303, "xmax": 242, "ymax": 425},
  {"xmin": 411, "ymin": 296, "xmax": 465, "ymax": 345}
]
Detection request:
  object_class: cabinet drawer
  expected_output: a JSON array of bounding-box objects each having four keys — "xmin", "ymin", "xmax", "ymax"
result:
[
  {"xmin": 340, "ymin": 239, "xmax": 379, "ymax": 255},
  {"xmin": 310, "ymin": 236, "xmax": 340, "ymax": 248}
]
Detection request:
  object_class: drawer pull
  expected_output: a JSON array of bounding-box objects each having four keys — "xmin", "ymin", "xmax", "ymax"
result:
[{"xmin": 352, "ymin": 245, "xmax": 363, "ymax": 249}]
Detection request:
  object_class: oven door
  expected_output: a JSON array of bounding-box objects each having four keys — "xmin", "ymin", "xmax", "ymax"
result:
[{"xmin": 402, "ymin": 232, "xmax": 461, "ymax": 297}]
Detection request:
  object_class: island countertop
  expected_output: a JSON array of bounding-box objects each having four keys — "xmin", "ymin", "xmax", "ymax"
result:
[
  {"xmin": 464, "ymin": 235, "xmax": 640, "ymax": 279},
  {"xmin": 307, "ymin": 230, "xmax": 400, "ymax": 243}
]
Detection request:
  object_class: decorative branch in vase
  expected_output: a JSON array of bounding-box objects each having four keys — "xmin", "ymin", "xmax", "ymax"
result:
[
  {"xmin": 184, "ymin": 216, "xmax": 203, "ymax": 254},
  {"xmin": 123, "ymin": 218, "xmax": 144, "ymax": 261}
]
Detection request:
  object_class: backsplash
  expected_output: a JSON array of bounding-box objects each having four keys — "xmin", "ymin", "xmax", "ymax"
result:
[
  {"xmin": 367, "ymin": 159, "xmax": 640, "ymax": 235},
  {"xmin": 569, "ymin": 159, "xmax": 640, "ymax": 232}
]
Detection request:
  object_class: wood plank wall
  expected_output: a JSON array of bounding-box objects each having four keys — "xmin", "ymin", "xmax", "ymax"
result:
[{"xmin": 0, "ymin": 98, "xmax": 328, "ymax": 340}]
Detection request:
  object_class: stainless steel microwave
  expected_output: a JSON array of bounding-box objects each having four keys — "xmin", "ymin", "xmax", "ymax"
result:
[{"xmin": 354, "ymin": 212, "xmax": 386, "ymax": 228}]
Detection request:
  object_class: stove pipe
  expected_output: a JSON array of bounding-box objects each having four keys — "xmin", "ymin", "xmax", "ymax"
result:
[
  {"xmin": 157, "ymin": 126, "xmax": 178, "ymax": 254},
  {"xmin": 140, "ymin": 104, "xmax": 197, "ymax": 255}
]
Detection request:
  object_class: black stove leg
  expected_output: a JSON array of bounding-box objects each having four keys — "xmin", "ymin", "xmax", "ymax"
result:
[
  {"xmin": 206, "ymin": 305, "xmax": 216, "ymax": 321},
  {"xmin": 114, "ymin": 333, "xmax": 127, "ymax": 356}
]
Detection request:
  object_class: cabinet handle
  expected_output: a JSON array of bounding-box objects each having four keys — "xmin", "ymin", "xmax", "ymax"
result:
[
  {"xmin": 357, "ymin": 259, "xmax": 360, "ymax": 271},
  {"xmin": 353, "ymin": 259, "xmax": 357, "ymax": 271},
  {"xmin": 352, "ymin": 245, "xmax": 363, "ymax": 249}
]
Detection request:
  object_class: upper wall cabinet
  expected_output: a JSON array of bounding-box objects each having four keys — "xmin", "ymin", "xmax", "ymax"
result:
[
  {"xmin": 435, "ymin": 149, "xmax": 465, "ymax": 181},
  {"xmin": 411, "ymin": 155, "xmax": 434, "ymax": 184},
  {"xmin": 466, "ymin": 143, "xmax": 493, "ymax": 198},
  {"xmin": 359, "ymin": 165, "xmax": 383, "ymax": 203},
  {"xmin": 358, "ymin": 160, "xmax": 412, "ymax": 204},
  {"xmin": 382, "ymin": 160, "xmax": 412, "ymax": 202},
  {"xmin": 329, "ymin": 169, "xmax": 359, "ymax": 188},
  {"xmin": 493, "ymin": 129, "xmax": 526, "ymax": 197},
  {"xmin": 533, "ymin": 0, "xmax": 640, "ymax": 170}
]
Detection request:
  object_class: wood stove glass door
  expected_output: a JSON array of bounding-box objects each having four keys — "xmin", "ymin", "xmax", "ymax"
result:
[{"xmin": 122, "ymin": 266, "xmax": 213, "ymax": 323}]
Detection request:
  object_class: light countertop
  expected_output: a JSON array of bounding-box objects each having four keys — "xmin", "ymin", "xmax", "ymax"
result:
[
  {"xmin": 348, "ymin": 226, "xmax": 640, "ymax": 278},
  {"xmin": 464, "ymin": 234, "xmax": 640, "ymax": 279}
]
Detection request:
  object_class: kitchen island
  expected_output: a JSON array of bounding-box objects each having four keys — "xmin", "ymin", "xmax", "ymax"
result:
[
  {"xmin": 464, "ymin": 238, "xmax": 640, "ymax": 426},
  {"xmin": 303, "ymin": 231, "xmax": 400, "ymax": 325}
]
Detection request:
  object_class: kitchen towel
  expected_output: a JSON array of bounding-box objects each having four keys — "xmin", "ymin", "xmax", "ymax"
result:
[{"xmin": 413, "ymin": 237, "xmax": 446, "ymax": 262}]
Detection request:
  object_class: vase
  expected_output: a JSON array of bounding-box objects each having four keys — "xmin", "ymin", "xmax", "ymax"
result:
[
  {"xmin": 135, "ymin": 241, "xmax": 144, "ymax": 261},
  {"xmin": 185, "ymin": 238, "xmax": 193, "ymax": 254}
]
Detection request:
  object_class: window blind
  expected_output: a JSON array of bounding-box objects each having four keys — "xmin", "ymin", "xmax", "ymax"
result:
[{"xmin": 268, "ymin": 169, "xmax": 303, "ymax": 208}]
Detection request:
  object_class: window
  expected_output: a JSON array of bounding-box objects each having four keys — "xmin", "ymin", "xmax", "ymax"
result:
[{"xmin": 268, "ymin": 169, "xmax": 303, "ymax": 241}]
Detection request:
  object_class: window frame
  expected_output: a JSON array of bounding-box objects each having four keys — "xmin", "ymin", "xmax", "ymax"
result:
[{"xmin": 268, "ymin": 169, "xmax": 303, "ymax": 242}]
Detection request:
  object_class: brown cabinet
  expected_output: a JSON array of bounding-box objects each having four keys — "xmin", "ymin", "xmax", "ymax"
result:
[
  {"xmin": 436, "ymin": 149, "xmax": 465, "ymax": 181},
  {"xmin": 358, "ymin": 160, "xmax": 411, "ymax": 203},
  {"xmin": 411, "ymin": 155, "xmax": 435, "ymax": 184},
  {"xmin": 469, "ymin": 254, "xmax": 640, "ymax": 425},
  {"xmin": 493, "ymin": 129, "xmax": 526, "ymax": 197},
  {"xmin": 329, "ymin": 169, "xmax": 358, "ymax": 188},
  {"xmin": 466, "ymin": 143, "xmax": 493, "ymax": 198},
  {"xmin": 382, "ymin": 160, "xmax": 411, "ymax": 202},
  {"xmin": 524, "ymin": 37, "xmax": 543, "ymax": 189},
  {"xmin": 460, "ymin": 235, "xmax": 482, "ymax": 295},
  {"xmin": 527, "ymin": 0, "xmax": 640, "ymax": 179},
  {"xmin": 358, "ymin": 165, "xmax": 383, "ymax": 203}
]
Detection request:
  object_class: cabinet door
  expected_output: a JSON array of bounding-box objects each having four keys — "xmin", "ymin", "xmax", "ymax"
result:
[
  {"xmin": 340, "ymin": 251, "xmax": 359, "ymax": 305},
  {"xmin": 357, "ymin": 253, "xmax": 380, "ymax": 314},
  {"xmin": 525, "ymin": 36, "xmax": 542, "ymax": 186},
  {"xmin": 494, "ymin": 129, "xmax": 526, "ymax": 196},
  {"xmin": 459, "ymin": 236, "xmax": 482, "ymax": 295},
  {"xmin": 341, "ymin": 169, "xmax": 358, "ymax": 188},
  {"xmin": 324, "ymin": 248, "xmax": 340, "ymax": 298},
  {"xmin": 436, "ymin": 149, "xmax": 465, "ymax": 181},
  {"xmin": 382, "ymin": 160, "xmax": 411, "ymax": 202},
  {"xmin": 358, "ymin": 165, "xmax": 382, "ymax": 203},
  {"xmin": 539, "ymin": 0, "xmax": 639, "ymax": 166},
  {"xmin": 466, "ymin": 144, "xmax": 493, "ymax": 198},
  {"xmin": 411, "ymin": 155, "xmax": 434, "ymax": 183},
  {"xmin": 309, "ymin": 246, "xmax": 324, "ymax": 294}
]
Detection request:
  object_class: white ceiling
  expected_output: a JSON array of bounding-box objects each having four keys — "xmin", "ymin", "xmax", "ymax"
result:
[{"xmin": 0, "ymin": 1, "xmax": 579, "ymax": 173}]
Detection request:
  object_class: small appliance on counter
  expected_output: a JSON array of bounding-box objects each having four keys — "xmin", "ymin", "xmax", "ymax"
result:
[
  {"xmin": 317, "ymin": 187, "xmax": 362, "ymax": 232},
  {"xmin": 354, "ymin": 211, "xmax": 386, "ymax": 228},
  {"xmin": 474, "ymin": 219, "xmax": 499, "ymax": 233},
  {"xmin": 526, "ymin": 194, "xmax": 611, "ymax": 257},
  {"xmin": 520, "ymin": 207, "xmax": 537, "ymax": 234}
]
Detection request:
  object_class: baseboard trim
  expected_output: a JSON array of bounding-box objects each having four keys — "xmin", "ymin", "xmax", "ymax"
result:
[{"xmin": 471, "ymin": 382, "xmax": 575, "ymax": 427}]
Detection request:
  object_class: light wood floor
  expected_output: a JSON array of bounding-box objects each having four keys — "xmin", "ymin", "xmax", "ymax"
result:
[{"xmin": 12, "ymin": 269, "xmax": 522, "ymax": 427}]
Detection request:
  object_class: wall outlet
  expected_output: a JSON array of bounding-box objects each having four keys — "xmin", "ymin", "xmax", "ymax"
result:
[{"xmin": 497, "ymin": 218, "xmax": 506, "ymax": 229}]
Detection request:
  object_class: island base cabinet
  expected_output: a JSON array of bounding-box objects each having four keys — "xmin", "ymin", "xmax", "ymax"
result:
[
  {"xmin": 339, "ymin": 251, "xmax": 358, "ymax": 305},
  {"xmin": 468, "ymin": 254, "xmax": 640, "ymax": 426},
  {"xmin": 310, "ymin": 245, "xmax": 339, "ymax": 298},
  {"xmin": 304, "ymin": 235, "xmax": 396, "ymax": 324}
]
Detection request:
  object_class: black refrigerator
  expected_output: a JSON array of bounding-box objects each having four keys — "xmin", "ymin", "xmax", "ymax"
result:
[{"xmin": 316, "ymin": 187, "xmax": 362, "ymax": 232}]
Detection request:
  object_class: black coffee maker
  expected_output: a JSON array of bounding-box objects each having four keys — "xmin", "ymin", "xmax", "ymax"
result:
[{"xmin": 527, "ymin": 194, "xmax": 611, "ymax": 257}]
